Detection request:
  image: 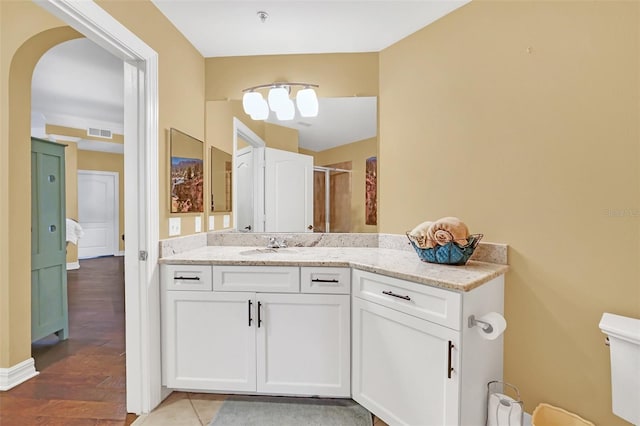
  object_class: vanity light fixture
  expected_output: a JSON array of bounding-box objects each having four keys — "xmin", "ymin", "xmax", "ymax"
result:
[{"xmin": 241, "ymin": 82, "xmax": 319, "ymax": 121}]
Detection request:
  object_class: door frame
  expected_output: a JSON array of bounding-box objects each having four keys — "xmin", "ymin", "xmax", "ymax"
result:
[
  {"xmin": 36, "ymin": 0, "xmax": 160, "ymax": 414},
  {"xmin": 77, "ymin": 170, "xmax": 119, "ymax": 259}
]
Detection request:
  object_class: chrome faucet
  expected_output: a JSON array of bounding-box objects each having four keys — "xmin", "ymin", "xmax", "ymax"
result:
[{"xmin": 266, "ymin": 236, "xmax": 287, "ymax": 249}]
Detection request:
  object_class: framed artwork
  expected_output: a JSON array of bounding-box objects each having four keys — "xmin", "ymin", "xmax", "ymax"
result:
[
  {"xmin": 170, "ymin": 128, "xmax": 204, "ymax": 213},
  {"xmin": 365, "ymin": 156, "xmax": 377, "ymax": 225}
]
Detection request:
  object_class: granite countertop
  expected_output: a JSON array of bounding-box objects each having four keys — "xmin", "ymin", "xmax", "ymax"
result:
[{"xmin": 159, "ymin": 246, "xmax": 508, "ymax": 292}]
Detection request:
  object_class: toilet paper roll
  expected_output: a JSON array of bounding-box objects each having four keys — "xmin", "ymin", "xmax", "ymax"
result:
[{"xmin": 477, "ymin": 312, "xmax": 507, "ymax": 340}]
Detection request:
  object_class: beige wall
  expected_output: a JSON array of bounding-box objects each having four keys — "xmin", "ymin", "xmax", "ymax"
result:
[
  {"xmin": 96, "ymin": 0, "xmax": 205, "ymax": 239},
  {"xmin": 78, "ymin": 151, "xmax": 125, "ymax": 252},
  {"xmin": 379, "ymin": 2, "xmax": 639, "ymax": 424},
  {"xmin": 264, "ymin": 122, "xmax": 299, "ymax": 153},
  {"xmin": 47, "ymin": 124, "xmax": 124, "ymax": 144},
  {"xmin": 308, "ymin": 137, "xmax": 378, "ymax": 233},
  {"xmin": 1, "ymin": 0, "xmax": 204, "ymax": 369}
]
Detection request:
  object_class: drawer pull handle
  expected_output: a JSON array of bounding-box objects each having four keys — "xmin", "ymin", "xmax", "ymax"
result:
[
  {"xmin": 174, "ymin": 276, "xmax": 200, "ymax": 281},
  {"xmin": 311, "ymin": 278, "xmax": 339, "ymax": 283},
  {"xmin": 382, "ymin": 290, "xmax": 411, "ymax": 301},
  {"xmin": 447, "ymin": 340, "xmax": 455, "ymax": 379},
  {"xmin": 257, "ymin": 301, "xmax": 263, "ymax": 328},
  {"xmin": 248, "ymin": 300, "xmax": 253, "ymax": 327}
]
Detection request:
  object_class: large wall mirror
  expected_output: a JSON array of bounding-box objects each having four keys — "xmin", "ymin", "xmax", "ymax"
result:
[
  {"xmin": 208, "ymin": 96, "xmax": 377, "ymax": 233},
  {"xmin": 210, "ymin": 147, "xmax": 232, "ymax": 212},
  {"xmin": 170, "ymin": 128, "xmax": 204, "ymax": 213}
]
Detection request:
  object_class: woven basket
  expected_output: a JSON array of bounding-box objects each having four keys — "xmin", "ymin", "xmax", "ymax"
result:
[{"xmin": 406, "ymin": 233, "xmax": 483, "ymax": 265}]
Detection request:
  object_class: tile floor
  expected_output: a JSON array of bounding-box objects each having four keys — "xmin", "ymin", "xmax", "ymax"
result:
[{"xmin": 132, "ymin": 392, "xmax": 388, "ymax": 426}]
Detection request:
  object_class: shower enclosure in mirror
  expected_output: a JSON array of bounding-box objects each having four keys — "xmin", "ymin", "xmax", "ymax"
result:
[
  {"xmin": 170, "ymin": 128, "xmax": 204, "ymax": 213},
  {"xmin": 210, "ymin": 147, "xmax": 232, "ymax": 212}
]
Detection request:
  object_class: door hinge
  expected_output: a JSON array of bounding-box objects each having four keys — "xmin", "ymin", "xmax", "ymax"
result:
[{"xmin": 139, "ymin": 250, "xmax": 148, "ymax": 261}]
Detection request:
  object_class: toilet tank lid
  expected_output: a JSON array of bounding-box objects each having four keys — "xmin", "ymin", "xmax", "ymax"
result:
[{"xmin": 599, "ymin": 313, "xmax": 640, "ymax": 344}]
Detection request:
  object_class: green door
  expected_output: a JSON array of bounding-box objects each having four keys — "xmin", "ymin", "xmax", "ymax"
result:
[{"xmin": 31, "ymin": 138, "xmax": 68, "ymax": 342}]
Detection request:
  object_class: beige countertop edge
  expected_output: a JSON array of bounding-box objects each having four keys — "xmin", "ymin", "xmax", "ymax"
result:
[{"xmin": 159, "ymin": 248, "xmax": 508, "ymax": 292}]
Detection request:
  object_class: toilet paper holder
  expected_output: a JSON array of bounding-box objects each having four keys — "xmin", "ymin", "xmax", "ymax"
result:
[{"xmin": 469, "ymin": 314, "xmax": 494, "ymax": 333}]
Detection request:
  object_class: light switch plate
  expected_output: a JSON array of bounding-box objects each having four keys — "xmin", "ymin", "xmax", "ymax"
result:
[
  {"xmin": 223, "ymin": 215, "xmax": 230, "ymax": 228},
  {"xmin": 194, "ymin": 216, "xmax": 202, "ymax": 233},
  {"xmin": 209, "ymin": 216, "xmax": 215, "ymax": 231},
  {"xmin": 169, "ymin": 217, "xmax": 181, "ymax": 236}
]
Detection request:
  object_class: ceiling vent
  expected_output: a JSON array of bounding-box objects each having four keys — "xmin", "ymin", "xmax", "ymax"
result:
[
  {"xmin": 87, "ymin": 127, "xmax": 113, "ymax": 139},
  {"xmin": 296, "ymin": 121, "xmax": 312, "ymax": 127}
]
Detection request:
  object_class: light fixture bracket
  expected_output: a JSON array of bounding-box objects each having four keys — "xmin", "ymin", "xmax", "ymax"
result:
[{"xmin": 242, "ymin": 82, "xmax": 318, "ymax": 93}]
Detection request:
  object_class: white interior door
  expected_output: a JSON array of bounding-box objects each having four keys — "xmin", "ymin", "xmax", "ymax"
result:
[
  {"xmin": 264, "ymin": 148, "xmax": 313, "ymax": 232},
  {"xmin": 235, "ymin": 147, "xmax": 254, "ymax": 232},
  {"xmin": 77, "ymin": 170, "xmax": 118, "ymax": 259}
]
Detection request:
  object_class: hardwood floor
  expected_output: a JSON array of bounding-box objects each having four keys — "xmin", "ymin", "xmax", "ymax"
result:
[{"xmin": 0, "ymin": 256, "xmax": 137, "ymax": 425}]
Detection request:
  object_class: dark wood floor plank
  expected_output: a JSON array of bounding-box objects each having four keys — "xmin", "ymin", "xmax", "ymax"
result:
[{"xmin": 1, "ymin": 257, "xmax": 135, "ymax": 425}]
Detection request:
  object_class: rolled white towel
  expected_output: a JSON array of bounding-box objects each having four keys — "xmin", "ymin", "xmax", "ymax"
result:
[
  {"xmin": 425, "ymin": 217, "xmax": 469, "ymax": 248},
  {"xmin": 66, "ymin": 218, "xmax": 84, "ymax": 245}
]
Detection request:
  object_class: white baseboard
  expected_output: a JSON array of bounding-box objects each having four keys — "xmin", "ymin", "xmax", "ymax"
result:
[
  {"xmin": 0, "ymin": 358, "xmax": 39, "ymax": 391},
  {"xmin": 116, "ymin": 251, "xmax": 125, "ymax": 257},
  {"xmin": 67, "ymin": 261, "xmax": 80, "ymax": 270}
]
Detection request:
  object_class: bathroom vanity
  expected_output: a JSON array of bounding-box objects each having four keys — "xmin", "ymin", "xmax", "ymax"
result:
[{"xmin": 159, "ymin": 240, "xmax": 508, "ymax": 426}]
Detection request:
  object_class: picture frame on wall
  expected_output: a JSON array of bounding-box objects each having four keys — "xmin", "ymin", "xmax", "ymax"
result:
[
  {"xmin": 170, "ymin": 128, "xmax": 204, "ymax": 213},
  {"xmin": 365, "ymin": 156, "xmax": 377, "ymax": 225}
]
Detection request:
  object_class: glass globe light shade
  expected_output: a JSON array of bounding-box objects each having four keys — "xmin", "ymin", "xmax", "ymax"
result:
[
  {"xmin": 275, "ymin": 99, "xmax": 295, "ymax": 121},
  {"xmin": 250, "ymin": 97, "xmax": 270, "ymax": 120},
  {"xmin": 296, "ymin": 88, "xmax": 319, "ymax": 117},
  {"xmin": 268, "ymin": 86, "xmax": 289, "ymax": 112},
  {"xmin": 242, "ymin": 91, "xmax": 263, "ymax": 116}
]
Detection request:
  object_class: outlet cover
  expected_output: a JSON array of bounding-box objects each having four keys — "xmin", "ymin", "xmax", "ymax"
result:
[
  {"xmin": 209, "ymin": 216, "xmax": 215, "ymax": 231},
  {"xmin": 195, "ymin": 216, "xmax": 202, "ymax": 233},
  {"xmin": 169, "ymin": 217, "xmax": 181, "ymax": 236},
  {"xmin": 223, "ymin": 215, "xmax": 230, "ymax": 228}
]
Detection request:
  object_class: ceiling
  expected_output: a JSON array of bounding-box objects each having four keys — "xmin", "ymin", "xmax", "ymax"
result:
[
  {"xmin": 151, "ymin": 1, "xmax": 469, "ymax": 58},
  {"xmin": 31, "ymin": 1, "xmax": 469, "ymax": 151}
]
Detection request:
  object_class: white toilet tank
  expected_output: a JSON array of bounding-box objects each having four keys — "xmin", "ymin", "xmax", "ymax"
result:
[{"xmin": 599, "ymin": 313, "xmax": 640, "ymax": 425}]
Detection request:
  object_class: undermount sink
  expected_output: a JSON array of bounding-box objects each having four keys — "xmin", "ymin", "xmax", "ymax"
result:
[{"xmin": 239, "ymin": 248, "xmax": 298, "ymax": 256}]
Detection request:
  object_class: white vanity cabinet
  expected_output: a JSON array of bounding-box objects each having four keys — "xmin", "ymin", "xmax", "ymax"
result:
[
  {"xmin": 352, "ymin": 269, "xmax": 504, "ymax": 426},
  {"xmin": 162, "ymin": 264, "xmax": 351, "ymax": 398},
  {"xmin": 164, "ymin": 290, "xmax": 257, "ymax": 391}
]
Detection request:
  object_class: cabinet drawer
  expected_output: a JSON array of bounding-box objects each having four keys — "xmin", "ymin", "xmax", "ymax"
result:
[
  {"xmin": 352, "ymin": 269, "xmax": 461, "ymax": 330},
  {"xmin": 163, "ymin": 264, "xmax": 212, "ymax": 291},
  {"xmin": 213, "ymin": 266, "xmax": 299, "ymax": 293},
  {"xmin": 301, "ymin": 267, "xmax": 350, "ymax": 294}
]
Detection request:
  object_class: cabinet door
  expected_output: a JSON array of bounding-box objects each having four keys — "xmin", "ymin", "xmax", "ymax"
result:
[
  {"xmin": 31, "ymin": 138, "xmax": 68, "ymax": 342},
  {"xmin": 352, "ymin": 297, "xmax": 460, "ymax": 426},
  {"xmin": 164, "ymin": 291, "xmax": 256, "ymax": 391},
  {"xmin": 256, "ymin": 293, "xmax": 350, "ymax": 397}
]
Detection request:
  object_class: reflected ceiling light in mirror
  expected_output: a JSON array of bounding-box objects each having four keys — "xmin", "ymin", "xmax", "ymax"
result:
[
  {"xmin": 242, "ymin": 82, "xmax": 319, "ymax": 121},
  {"xmin": 267, "ymin": 86, "xmax": 289, "ymax": 112},
  {"xmin": 296, "ymin": 87, "xmax": 319, "ymax": 118},
  {"xmin": 276, "ymin": 99, "xmax": 295, "ymax": 121}
]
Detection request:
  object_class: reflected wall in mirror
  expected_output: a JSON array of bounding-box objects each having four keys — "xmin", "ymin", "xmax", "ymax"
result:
[
  {"xmin": 170, "ymin": 128, "xmax": 204, "ymax": 213},
  {"xmin": 210, "ymin": 147, "xmax": 232, "ymax": 212},
  {"xmin": 206, "ymin": 96, "xmax": 378, "ymax": 233}
]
